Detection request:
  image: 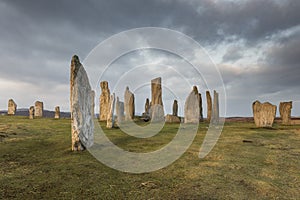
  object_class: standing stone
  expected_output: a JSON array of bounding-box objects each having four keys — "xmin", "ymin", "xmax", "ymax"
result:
[
  {"xmin": 145, "ymin": 98, "xmax": 150, "ymax": 115},
  {"xmin": 199, "ymin": 93, "xmax": 204, "ymax": 122},
  {"xmin": 184, "ymin": 86, "xmax": 200, "ymax": 123},
  {"xmin": 172, "ymin": 100, "xmax": 178, "ymax": 116},
  {"xmin": 212, "ymin": 90, "xmax": 219, "ymax": 124},
  {"xmin": 34, "ymin": 101, "xmax": 43, "ymax": 117},
  {"xmin": 99, "ymin": 81, "xmax": 110, "ymax": 121},
  {"xmin": 206, "ymin": 91, "xmax": 212, "ymax": 122},
  {"xmin": 115, "ymin": 97, "xmax": 125, "ymax": 125},
  {"xmin": 279, "ymin": 101, "xmax": 292, "ymax": 125},
  {"xmin": 29, "ymin": 106, "xmax": 34, "ymax": 119},
  {"xmin": 7, "ymin": 99, "xmax": 17, "ymax": 115},
  {"xmin": 54, "ymin": 106, "xmax": 60, "ymax": 119},
  {"xmin": 91, "ymin": 90, "xmax": 95, "ymax": 118},
  {"xmin": 124, "ymin": 86, "xmax": 135, "ymax": 121},
  {"xmin": 107, "ymin": 93, "xmax": 116, "ymax": 128},
  {"xmin": 252, "ymin": 100, "xmax": 277, "ymax": 127},
  {"xmin": 150, "ymin": 77, "xmax": 164, "ymax": 122},
  {"xmin": 70, "ymin": 55, "xmax": 94, "ymax": 151}
]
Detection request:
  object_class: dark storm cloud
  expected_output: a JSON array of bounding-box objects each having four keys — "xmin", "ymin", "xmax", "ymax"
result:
[{"xmin": 0, "ymin": 0, "xmax": 299, "ymax": 115}]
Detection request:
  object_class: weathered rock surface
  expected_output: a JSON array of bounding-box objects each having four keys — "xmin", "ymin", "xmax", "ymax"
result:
[
  {"xmin": 124, "ymin": 86, "xmax": 135, "ymax": 120},
  {"xmin": 206, "ymin": 91, "xmax": 212, "ymax": 122},
  {"xmin": 184, "ymin": 86, "xmax": 200, "ymax": 123},
  {"xmin": 150, "ymin": 77, "xmax": 164, "ymax": 122},
  {"xmin": 70, "ymin": 55, "xmax": 94, "ymax": 151},
  {"xmin": 91, "ymin": 90, "xmax": 95, "ymax": 118},
  {"xmin": 29, "ymin": 106, "xmax": 34, "ymax": 119},
  {"xmin": 7, "ymin": 99, "xmax": 17, "ymax": 115},
  {"xmin": 54, "ymin": 106, "xmax": 60, "ymax": 119},
  {"xmin": 165, "ymin": 114, "xmax": 180, "ymax": 123},
  {"xmin": 115, "ymin": 97, "xmax": 124, "ymax": 126},
  {"xmin": 99, "ymin": 81, "xmax": 110, "ymax": 121},
  {"xmin": 107, "ymin": 93, "xmax": 116, "ymax": 128},
  {"xmin": 212, "ymin": 90, "xmax": 219, "ymax": 124},
  {"xmin": 279, "ymin": 101, "xmax": 292, "ymax": 125},
  {"xmin": 172, "ymin": 100, "xmax": 178, "ymax": 116},
  {"xmin": 252, "ymin": 100, "xmax": 277, "ymax": 127},
  {"xmin": 34, "ymin": 101, "xmax": 43, "ymax": 117}
]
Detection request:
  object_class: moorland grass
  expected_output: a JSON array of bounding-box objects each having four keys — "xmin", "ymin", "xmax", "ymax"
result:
[{"xmin": 0, "ymin": 116, "xmax": 299, "ymax": 199}]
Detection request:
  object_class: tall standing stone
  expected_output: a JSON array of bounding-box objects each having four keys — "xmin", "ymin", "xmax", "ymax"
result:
[
  {"xmin": 172, "ymin": 100, "xmax": 178, "ymax": 116},
  {"xmin": 252, "ymin": 100, "xmax": 277, "ymax": 127},
  {"xmin": 29, "ymin": 106, "xmax": 34, "ymax": 119},
  {"xmin": 34, "ymin": 101, "xmax": 43, "ymax": 117},
  {"xmin": 99, "ymin": 81, "xmax": 110, "ymax": 121},
  {"xmin": 145, "ymin": 98, "xmax": 150, "ymax": 115},
  {"xmin": 124, "ymin": 86, "xmax": 135, "ymax": 121},
  {"xmin": 199, "ymin": 93, "xmax": 203, "ymax": 122},
  {"xmin": 150, "ymin": 77, "xmax": 164, "ymax": 122},
  {"xmin": 206, "ymin": 91, "xmax": 212, "ymax": 122},
  {"xmin": 54, "ymin": 106, "xmax": 60, "ymax": 119},
  {"xmin": 7, "ymin": 99, "xmax": 17, "ymax": 115},
  {"xmin": 212, "ymin": 90, "xmax": 219, "ymax": 124},
  {"xmin": 184, "ymin": 86, "xmax": 200, "ymax": 123},
  {"xmin": 115, "ymin": 97, "xmax": 125, "ymax": 125},
  {"xmin": 107, "ymin": 93, "xmax": 116, "ymax": 128},
  {"xmin": 70, "ymin": 55, "xmax": 94, "ymax": 151},
  {"xmin": 279, "ymin": 101, "xmax": 292, "ymax": 125}
]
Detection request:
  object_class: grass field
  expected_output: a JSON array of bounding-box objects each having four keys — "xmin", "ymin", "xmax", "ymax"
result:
[{"xmin": 0, "ymin": 116, "xmax": 300, "ymax": 199}]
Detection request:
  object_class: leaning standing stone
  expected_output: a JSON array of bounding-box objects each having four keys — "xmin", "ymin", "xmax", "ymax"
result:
[
  {"xmin": 252, "ymin": 100, "xmax": 277, "ymax": 127},
  {"xmin": 70, "ymin": 55, "xmax": 94, "ymax": 151},
  {"xmin": 7, "ymin": 99, "xmax": 17, "ymax": 115},
  {"xmin": 279, "ymin": 101, "xmax": 292, "ymax": 125}
]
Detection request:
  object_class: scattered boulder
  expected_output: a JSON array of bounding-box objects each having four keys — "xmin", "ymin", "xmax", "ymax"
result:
[
  {"xmin": 124, "ymin": 86, "xmax": 135, "ymax": 120},
  {"xmin": 150, "ymin": 77, "xmax": 164, "ymax": 122},
  {"xmin": 172, "ymin": 100, "xmax": 178, "ymax": 116},
  {"xmin": 99, "ymin": 81, "xmax": 110, "ymax": 121},
  {"xmin": 29, "ymin": 106, "xmax": 34, "ymax": 119},
  {"xmin": 184, "ymin": 86, "xmax": 200, "ymax": 123},
  {"xmin": 252, "ymin": 100, "xmax": 277, "ymax": 127},
  {"xmin": 107, "ymin": 93, "xmax": 116, "ymax": 128},
  {"xmin": 165, "ymin": 114, "xmax": 180, "ymax": 123},
  {"xmin": 54, "ymin": 106, "xmax": 60, "ymax": 119},
  {"xmin": 279, "ymin": 101, "xmax": 292, "ymax": 125},
  {"xmin": 7, "ymin": 99, "xmax": 17, "ymax": 115},
  {"xmin": 206, "ymin": 91, "xmax": 212, "ymax": 122},
  {"xmin": 34, "ymin": 101, "xmax": 43, "ymax": 117},
  {"xmin": 70, "ymin": 55, "xmax": 94, "ymax": 151}
]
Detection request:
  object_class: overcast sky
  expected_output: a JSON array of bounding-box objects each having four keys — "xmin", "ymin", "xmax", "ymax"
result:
[{"xmin": 0, "ymin": 0, "xmax": 300, "ymax": 117}]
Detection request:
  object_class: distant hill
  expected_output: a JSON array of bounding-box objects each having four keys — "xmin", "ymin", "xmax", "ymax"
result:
[{"xmin": 0, "ymin": 108, "xmax": 71, "ymax": 118}]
